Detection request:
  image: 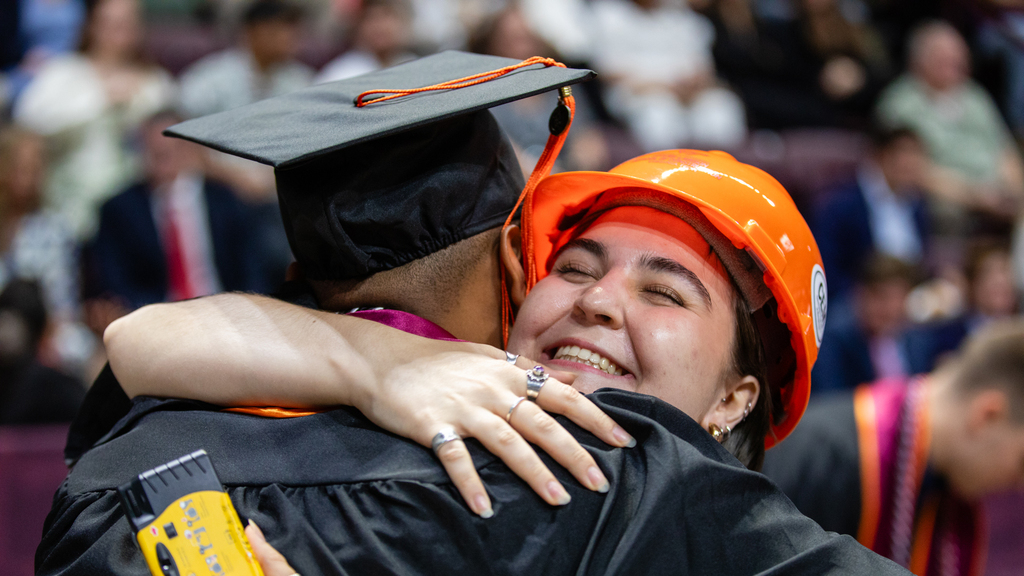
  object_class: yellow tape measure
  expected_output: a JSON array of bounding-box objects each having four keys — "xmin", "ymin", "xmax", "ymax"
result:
[{"xmin": 118, "ymin": 450, "xmax": 264, "ymax": 576}]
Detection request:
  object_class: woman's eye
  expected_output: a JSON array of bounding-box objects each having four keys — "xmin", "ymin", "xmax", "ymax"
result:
[
  {"xmin": 554, "ymin": 262, "xmax": 597, "ymax": 280},
  {"xmin": 645, "ymin": 286, "xmax": 685, "ymax": 307}
]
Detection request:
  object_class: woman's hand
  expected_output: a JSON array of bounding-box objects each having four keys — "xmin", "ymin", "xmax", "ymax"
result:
[
  {"xmin": 353, "ymin": 344, "xmax": 635, "ymax": 518},
  {"xmin": 245, "ymin": 521, "xmax": 296, "ymax": 576}
]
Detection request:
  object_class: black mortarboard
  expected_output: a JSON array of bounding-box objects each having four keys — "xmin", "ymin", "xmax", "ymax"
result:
[{"xmin": 166, "ymin": 51, "xmax": 593, "ymax": 280}]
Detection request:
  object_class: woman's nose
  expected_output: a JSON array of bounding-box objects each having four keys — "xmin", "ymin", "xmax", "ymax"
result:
[{"xmin": 573, "ymin": 281, "xmax": 625, "ymax": 329}]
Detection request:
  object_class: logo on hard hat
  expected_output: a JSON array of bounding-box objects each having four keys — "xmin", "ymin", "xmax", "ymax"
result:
[{"xmin": 811, "ymin": 264, "xmax": 827, "ymax": 348}]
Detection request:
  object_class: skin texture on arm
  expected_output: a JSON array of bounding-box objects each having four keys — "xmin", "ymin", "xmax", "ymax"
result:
[{"xmin": 106, "ymin": 292, "xmax": 387, "ymax": 408}]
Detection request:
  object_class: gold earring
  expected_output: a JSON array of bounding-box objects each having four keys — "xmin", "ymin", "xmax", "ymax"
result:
[{"xmin": 708, "ymin": 423, "xmax": 730, "ymax": 443}]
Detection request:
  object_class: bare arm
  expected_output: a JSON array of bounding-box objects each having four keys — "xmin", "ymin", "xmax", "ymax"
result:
[
  {"xmin": 104, "ymin": 293, "xmax": 633, "ymax": 516},
  {"xmin": 108, "ymin": 293, "xmax": 402, "ymax": 407}
]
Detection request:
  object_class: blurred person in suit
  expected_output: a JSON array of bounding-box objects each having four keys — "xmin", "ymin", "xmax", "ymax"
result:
[
  {"xmin": 812, "ymin": 253, "xmax": 929, "ymax": 393},
  {"xmin": 88, "ymin": 111, "xmax": 267, "ymax": 319},
  {"xmin": 178, "ymin": 0, "xmax": 313, "ymax": 289},
  {"xmin": 812, "ymin": 126, "xmax": 929, "ymax": 305}
]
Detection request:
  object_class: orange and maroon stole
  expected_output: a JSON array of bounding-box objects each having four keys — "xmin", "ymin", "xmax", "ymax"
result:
[{"xmin": 854, "ymin": 378, "xmax": 987, "ymax": 576}]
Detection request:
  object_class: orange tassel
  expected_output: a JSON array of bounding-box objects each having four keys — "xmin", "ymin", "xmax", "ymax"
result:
[
  {"xmin": 355, "ymin": 56, "xmax": 566, "ymax": 107},
  {"xmin": 500, "ymin": 91, "xmax": 576, "ymax": 347}
]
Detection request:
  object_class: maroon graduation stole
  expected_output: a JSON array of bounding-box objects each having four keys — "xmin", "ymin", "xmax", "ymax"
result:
[{"xmin": 854, "ymin": 378, "xmax": 988, "ymax": 576}]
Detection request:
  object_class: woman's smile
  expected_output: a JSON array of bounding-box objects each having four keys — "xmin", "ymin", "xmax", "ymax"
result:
[{"xmin": 508, "ymin": 206, "xmax": 741, "ymax": 421}]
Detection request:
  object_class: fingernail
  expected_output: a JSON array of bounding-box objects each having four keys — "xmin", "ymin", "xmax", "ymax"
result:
[
  {"xmin": 547, "ymin": 480, "xmax": 571, "ymax": 505},
  {"xmin": 613, "ymin": 426, "xmax": 636, "ymax": 448},
  {"xmin": 474, "ymin": 494, "xmax": 493, "ymax": 519},
  {"xmin": 587, "ymin": 466, "xmax": 609, "ymax": 493}
]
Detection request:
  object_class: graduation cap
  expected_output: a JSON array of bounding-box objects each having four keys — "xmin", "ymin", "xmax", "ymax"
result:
[{"xmin": 165, "ymin": 51, "xmax": 594, "ymax": 280}]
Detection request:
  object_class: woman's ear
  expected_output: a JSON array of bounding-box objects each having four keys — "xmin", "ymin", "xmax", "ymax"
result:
[
  {"xmin": 702, "ymin": 375, "xmax": 760, "ymax": 432},
  {"xmin": 500, "ymin": 224, "xmax": 527, "ymax": 307},
  {"xmin": 965, "ymin": 389, "xmax": 1011, "ymax": 436}
]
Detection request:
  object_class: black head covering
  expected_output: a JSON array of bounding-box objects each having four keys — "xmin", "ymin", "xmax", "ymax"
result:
[{"xmin": 165, "ymin": 51, "xmax": 593, "ymax": 280}]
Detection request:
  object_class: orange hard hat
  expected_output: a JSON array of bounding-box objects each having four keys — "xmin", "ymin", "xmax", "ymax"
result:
[{"xmin": 522, "ymin": 150, "xmax": 826, "ymax": 447}]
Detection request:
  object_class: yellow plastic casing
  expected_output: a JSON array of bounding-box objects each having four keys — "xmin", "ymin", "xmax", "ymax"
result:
[{"xmin": 136, "ymin": 490, "xmax": 264, "ymax": 576}]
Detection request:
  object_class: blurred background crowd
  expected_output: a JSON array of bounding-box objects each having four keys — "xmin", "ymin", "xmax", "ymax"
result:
[{"xmin": 1, "ymin": 0, "xmax": 1024, "ymax": 428}]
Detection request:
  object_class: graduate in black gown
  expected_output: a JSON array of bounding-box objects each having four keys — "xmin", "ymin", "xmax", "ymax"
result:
[
  {"xmin": 762, "ymin": 322, "xmax": 1024, "ymax": 576},
  {"xmin": 39, "ymin": 53, "xmax": 910, "ymax": 575}
]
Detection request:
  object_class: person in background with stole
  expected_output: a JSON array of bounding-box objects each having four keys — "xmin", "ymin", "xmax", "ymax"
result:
[{"xmin": 764, "ymin": 321, "xmax": 1024, "ymax": 576}]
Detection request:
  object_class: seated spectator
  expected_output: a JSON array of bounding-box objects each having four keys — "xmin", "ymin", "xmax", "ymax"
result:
[
  {"xmin": 0, "ymin": 279, "xmax": 84, "ymax": 425},
  {"xmin": 704, "ymin": 0, "xmax": 890, "ymax": 130},
  {"xmin": 12, "ymin": 0, "xmax": 175, "ymax": 240},
  {"xmin": 964, "ymin": 240, "xmax": 1019, "ymax": 328},
  {"xmin": 588, "ymin": 0, "xmax": 747, "ymax": 151},
  {"xmin": 89, "ymin": 111, "xmax": 267, "ymax": 313},
  {"xmin": 764, "ymin": 320, "xmax": 1024, "ymax": 576},
  {"xmin": 876, "ymin": 21, "xmax": 1024, "ymax": 238},
  {"xmin": 812, "ymin": 126, "xmax": 928, "ymax": 302},
  {"xmin": 0, "ymin": 126, "xmax": 94, "ymax": 376},
  {"xmin": 316, "ymin": 0, "xmax": 416, "ymax": 84},
  {"xmin": 178, "ymin": 0, "xmax": 311, "ymax": 289},
  {"xmin": 813, "ymin": 254, "xmax": 928, "ymax": 392},
  {"xmin": 469, "ymin": 5, "xmax": 620, "ymax": 172},
  {"xmin": 179, "ymin": 0, "xmax": 313, "ymax": 121},
  {"xmin": 918, "ymin": 240, "xmax": 1023, "ymax": 367}
]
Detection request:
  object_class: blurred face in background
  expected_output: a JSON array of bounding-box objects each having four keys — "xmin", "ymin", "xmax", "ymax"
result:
[
  {"xmin": 856, "ymin": 279, "xmax": 911, "ymax": 338},
  {"xmin": 246, "ymin": 18, "xmax": 301, "ymax": 68},
  {"xmin": 486, "ymin": 9, "xmax": 543, "ymax": 61},
  {"xmin": 971, "ymin": 250, "xmax": 1017, "ymax": 318},
  {"xmin": 142, "ymin": 118, "xmax": 199, "ymax": 190},
  {"xmin": 877, "ymin": 135, "xmax": 927, "ymax": 197},
  {"xmin": 0, "ymin": 132, "xmax": 45, "ymax": 211},
  {"xmin": 913, "ymin": 26, "xmax": 970, "ymax": 92},
  {"xmin": 354, "ymin": 4, "xmax": 411, "ymax": 57},
  {"xmin": 86, "ymin": 0, "xmax": 143, "ymax": 62}
]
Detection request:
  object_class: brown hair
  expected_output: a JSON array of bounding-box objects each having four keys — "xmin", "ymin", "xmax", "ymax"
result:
[
  {"xmin": 722, "ymin": 295, "xmax": 772, "ymax": 471},
  {"xmin": 944, "ymin": 320, "xmax": 1024, "ymax": 422}
]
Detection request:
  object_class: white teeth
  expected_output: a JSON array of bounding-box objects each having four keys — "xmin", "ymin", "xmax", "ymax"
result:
[{"xmin": 553, "ymin": 346, "xmax": 623, "ymax": 376}]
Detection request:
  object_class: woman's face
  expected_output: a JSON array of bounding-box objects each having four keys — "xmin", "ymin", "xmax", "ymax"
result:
[
  {"xmin": 87, "ymin": 0, "xmax": 142, "ymax": 61},
  {"xmin": 507, "ymin": 207, "xmax": 741, "ymax": 423}
]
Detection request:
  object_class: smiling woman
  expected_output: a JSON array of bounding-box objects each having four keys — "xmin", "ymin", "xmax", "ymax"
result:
[{"xmin": 511, "ymin": 207, "xmax": 759, "ymax": 450}]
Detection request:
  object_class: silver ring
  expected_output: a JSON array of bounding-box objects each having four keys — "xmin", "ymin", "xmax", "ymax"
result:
[
  {"xmin": 526, "ymin": 365, "xmax": 548, "ymax": 401},
  {"xmin": 506, "ymin": 396, "xmax": 528, "ymax": 423},
  {"xmin": 505, "ymin": 350, "xmax": 520, "ymax": 365},
  {"xmin": 431, "ymin": 426, "xmax": 461, "ymax": 454}
]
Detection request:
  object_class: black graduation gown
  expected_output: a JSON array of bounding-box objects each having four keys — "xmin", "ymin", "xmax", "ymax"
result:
[
  {"xmin": 761, "ymin": 391, "xmax": 862, "ymax": 536},
  {"xmin": 36, "ymin": 389, "xmax": 910, "ymax": 576}
]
